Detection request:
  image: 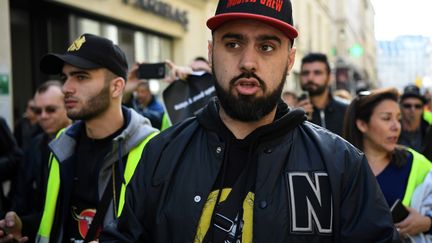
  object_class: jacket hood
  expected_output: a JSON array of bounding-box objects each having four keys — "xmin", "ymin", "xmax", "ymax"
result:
[
  {"xmin": 49, "ymin": 106, "xmax": 157, "ymax": 164},
  {"xmin": 196, "ymin": 97, "xmax": 306, "ymax": 142}
]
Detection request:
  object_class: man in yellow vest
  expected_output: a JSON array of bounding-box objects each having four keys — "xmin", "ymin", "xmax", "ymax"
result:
[
  {"xmin": 0, "ymin": 33, "xmax": 157, "ymax": 243},
  {"xmin": 398, "ymin": 84, "xmax": 432, "ymax": 161}
]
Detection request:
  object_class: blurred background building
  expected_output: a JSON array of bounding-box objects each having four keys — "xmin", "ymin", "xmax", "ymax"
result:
[
  {"xmin": 1, "ymin": 0, "xmax": 217, "ymax": 127},
  {"xmin": 2, "ymin": 0, "xmax": 430, "ymax": 129},
  {"xmin": 289, "ymin": 0, "xmax": 377, "ymax": 94},
  {"xmin": 376, "ymin": 36, "xmax": 432, "ymax": 90}
]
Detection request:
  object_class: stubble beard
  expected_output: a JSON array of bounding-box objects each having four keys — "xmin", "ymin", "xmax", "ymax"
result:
[
  {"xmin": 66, "ymin": 82, "xmax": 111, "ymax": 121},
  {"xmin": 301, "ymin": 77, "xmax": 330, "ymax": 97}
]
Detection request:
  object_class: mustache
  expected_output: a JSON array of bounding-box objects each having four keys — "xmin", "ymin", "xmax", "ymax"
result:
[
  {"xmin": 305, "ymin": 81, "xmax": 316, "ymax": 86},
  {"xmin": 229, "ymin": 71, "xmax": 266, "ymax": 89}
]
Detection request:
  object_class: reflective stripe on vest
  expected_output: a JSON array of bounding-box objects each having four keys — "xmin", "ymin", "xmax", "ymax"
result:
[
  {"xmin": 402, "ymin": 148, "xmax": 432, "ymax": 206},
  {"xmin": 160, "ymin": 113, "xmax": 171, "ymax": 131},
  {"xmin": 36, "ymin": 128, "xmax": 65, "ymax": 243},
  {"xmin": 36, "ymin": 131, "xmax": 158, "ymax": 242},
  {"xmin": 424, "ymin": 111, "xmax": 432, "ymax": 125},
  {"xmin": 117, "ymin": 131, "xmax": 158, "ymax": 217}
]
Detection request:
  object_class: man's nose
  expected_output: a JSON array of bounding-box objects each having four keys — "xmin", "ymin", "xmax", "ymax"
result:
[
  {"xmin": 239, "ymin": 47, "xmax": 258, "ymax": 73},
  {"xmin": 62, "ymin": 78, "xmax": 75, "ymax": 95}
]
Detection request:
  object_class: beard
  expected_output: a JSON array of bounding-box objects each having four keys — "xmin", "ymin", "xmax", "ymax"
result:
[
  {"xmin": 213, "ymin": 66, "xmax": 287, "ymax": 122},
  {"xmin": 66, "ymin": 82, "xmax": 111, "ymax": 121},
  {"xmin": 301, "ymin": 80, "xmax": 329, "ymax": 97}
]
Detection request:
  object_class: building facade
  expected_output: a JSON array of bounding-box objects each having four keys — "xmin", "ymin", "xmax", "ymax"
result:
[
  {"xmin": 4, "ymin": 0, "xmax": 217, "ymax": 126},
  {"xmin": 289, "ymin": 0, "xmax": 377, "ymax": 94},
  {"xmin": 377, "ymin": 36, "xmax": 432, "ymax": 90},
  {"xmin": 2, "ymin": 0, "xmax": 376, "ymax": 127}
]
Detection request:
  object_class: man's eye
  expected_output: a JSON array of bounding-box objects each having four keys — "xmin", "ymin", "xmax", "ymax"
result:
[
  {"xmin": 226, "ymin": 42, "xmax": 240, "ymax": 49},
  {"xmin": 76, "ymin": 75, "xmax": 86, "ymax": 80},
  {"xmin": 261, "ymin": 44, "xmax": 274, "ymax": 52}
]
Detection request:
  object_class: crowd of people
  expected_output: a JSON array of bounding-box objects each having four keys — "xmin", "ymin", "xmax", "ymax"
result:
[{"xmin": 0, "ymin": 0, "xmax": 432, "ymax": 242}]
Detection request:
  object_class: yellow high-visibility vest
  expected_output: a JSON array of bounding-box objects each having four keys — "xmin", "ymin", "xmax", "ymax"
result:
[{"xmin": 36, "ymin": 131, "xmax": 158, "ymax": 243}]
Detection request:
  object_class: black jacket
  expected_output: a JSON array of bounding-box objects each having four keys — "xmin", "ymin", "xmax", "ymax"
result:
[
  {"xmin": 311, "ymin": 95, "xmax": 349, "ymax": 136},
  {"xmin": 0, "ymin": 117, "xmax": 22, "ymax": 217},
  {"xmin": 102, "ymin": 99, "xmax": 395, "ymax": 243},
  {"xmin": 10, "ymin": 132, "xmax": 50, "ymax": 216}
]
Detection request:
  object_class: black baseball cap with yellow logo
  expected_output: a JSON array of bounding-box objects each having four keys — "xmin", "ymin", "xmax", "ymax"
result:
[
  {"xmin": 40, "ymin": 33, "xmax": 128, "ymax": 80},
  {"xmin": 207, "ymin": 0, "xmax": 298, "ymax": 40}
]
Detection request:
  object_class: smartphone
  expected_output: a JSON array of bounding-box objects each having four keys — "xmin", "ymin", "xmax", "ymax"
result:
[
  {"xmin": 298, "ymin": 92, "xmax": 309, "ymax": 102},
  {"xmin": 390, "ymin": 199, "xmax": 409, "ymax": 223},
  {"xmin": 138, "ymin": 63, "xmax": 166, "ymax": 79}
]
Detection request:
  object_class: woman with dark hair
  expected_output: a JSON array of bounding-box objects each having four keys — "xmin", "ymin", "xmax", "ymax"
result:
[{"xmin": 343, "ymin": 87, "xmax": 432, "ymax": 242}]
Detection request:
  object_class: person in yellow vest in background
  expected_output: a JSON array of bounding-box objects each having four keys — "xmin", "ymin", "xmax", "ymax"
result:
[
  {"xmin": 398, "ymin": 85, "xmax": 432, "ymax": 161},
  {"xmin": 0, "ymin": 33, "xmax": 157, "ymax": 243},
  {"xmin": 424, "ymin": 89, "xmax": 432, "ymax": 113},
  {"xmin": 344, "ymin": 88, "xmax": 432, "ymax": 242}
]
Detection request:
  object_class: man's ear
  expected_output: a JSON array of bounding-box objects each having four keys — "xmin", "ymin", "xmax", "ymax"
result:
[
  {"xmin": 356, "ymin": 119, "xmax": 368, "ymax": 133},
  {"xmin": 111, "ymin": 77, "xmax": 126, "ymax": 98},
  {"xmin": 287, "ymin": 47, "xmax": 296, "ymax": 72},
  {"xmin": 208, "ymin": 40, "xmax": 213, "ymax": 68}
]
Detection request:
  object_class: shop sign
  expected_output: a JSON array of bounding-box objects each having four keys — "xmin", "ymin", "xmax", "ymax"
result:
[{"xmin": 123, "ymin": 0, "xmax": 189, "ymax": 30}]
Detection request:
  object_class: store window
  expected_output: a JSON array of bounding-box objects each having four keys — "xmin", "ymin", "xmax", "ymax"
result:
[{"xmin": 70, "ymin": 15, "xmax": 173, "ymax": 96}]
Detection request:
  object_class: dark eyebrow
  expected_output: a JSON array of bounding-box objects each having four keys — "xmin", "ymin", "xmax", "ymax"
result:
[
  {"xmin": 257, "ymin": 35, "xmax": 282, "ymax": 45},
  {"xmin": 70, "ymin": 70, "xmax": 90, "ymax": 76},
  {"xmin": 221, "ymin": 33, "xmax": 281, "ymax": 45},
  {"xmin": 221, "ymin": 33, "xmax": 244, "ymax": 41},
  {"xmin": 61, "ymin": 70, "xmax": 91, "ymax": 77}
]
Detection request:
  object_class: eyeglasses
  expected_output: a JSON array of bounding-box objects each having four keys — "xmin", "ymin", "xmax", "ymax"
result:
[
  {"xmin": 401, "ymin": 103, "xmax": 423, "ymax": 110},
  {"xmin": 31, "ymin": 106, "xmax": 59, "ymax": 115}
]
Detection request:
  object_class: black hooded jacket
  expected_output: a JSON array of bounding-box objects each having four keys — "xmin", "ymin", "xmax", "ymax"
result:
[{"xmin": 101, "ymin": 98, "xmax": 395, "ymax": 243}]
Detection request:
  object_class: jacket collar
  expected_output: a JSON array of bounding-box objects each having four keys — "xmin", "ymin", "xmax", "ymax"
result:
[
  {"xmin": 49, "ymin": 106, "xmax": 157, "ymax": 164},
  {"xmin": 196, "ymin": 98, "xmax": 306, "ymax": 143}
]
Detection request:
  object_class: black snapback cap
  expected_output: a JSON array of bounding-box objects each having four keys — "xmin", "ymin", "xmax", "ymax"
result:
[
  {"xmin": 401, "ymin": 84, "xmax": 427, "ymax": 104},
  {"xmin": 207, "ymin": 0, "xmax": 298, "ymax": 40},
  {"xmin": 40, "ymin": 33, "xmax": 128, "ymax": 80}
]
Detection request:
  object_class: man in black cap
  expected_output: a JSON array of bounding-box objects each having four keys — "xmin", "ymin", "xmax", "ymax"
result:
[
  {"xmin": 0, "ymin": 33, "xmax": 158, "ymax": 243},
  {"xmin": 399, "ymin": 84, "xmax": 432, "ymax": 160},
  {"xmin": 100, "ymin": 1, "xmax": 395, "ymax": 242}
]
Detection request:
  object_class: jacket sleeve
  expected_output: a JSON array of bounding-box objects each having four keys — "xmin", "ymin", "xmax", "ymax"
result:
[
  {"xmin": 0, "ymin": 118, "xmax": 22, "ymax": 181},
  {"xmin": 339, "ymin": 154, "xmax": 397, "ymax": 242},
  {"xmin": 9, "ymin": 136, "xmax": 40, "ymax": 215}
]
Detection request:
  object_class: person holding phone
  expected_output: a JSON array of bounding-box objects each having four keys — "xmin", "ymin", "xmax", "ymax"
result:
[
  {"xmin": 343, "ymin": 87, "xmax": 432, "ymax": 242},
  {"xmin": 297, "ymin": 53, "xmax": 349, "ymax": 136},
  {"xmin": 123, "ymin": 63, "xmax": 165, "ymax": 129}
]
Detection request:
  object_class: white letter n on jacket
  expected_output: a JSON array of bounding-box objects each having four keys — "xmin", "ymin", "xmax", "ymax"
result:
[{"xmin": 287, "ymin": 172, "xmax": 333, "ymax": 234}]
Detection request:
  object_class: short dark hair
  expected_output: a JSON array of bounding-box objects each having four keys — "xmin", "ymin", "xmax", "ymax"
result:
[
  {"xmin": 136, "ymin": 80, "xmax": 150, "ymax": 90},
  {"xmin": 36, "ymin": 80, "xmax": 62, "ymax": 94},
  {"xmin": 301, "ymin": 53, "xmax": 331, "ymax": 74}
]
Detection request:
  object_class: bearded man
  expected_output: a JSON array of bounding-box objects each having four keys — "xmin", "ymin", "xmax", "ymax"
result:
[
  {"xmin": 297, "ymin": 53, "xmax": 349, "ymax": 135},
  {"xmin": 99, "ymin": 1, "xmax": 395, "ymax": 242}
]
